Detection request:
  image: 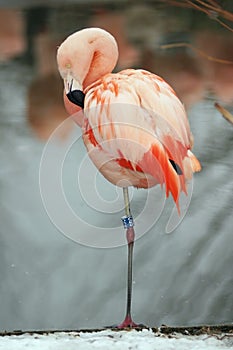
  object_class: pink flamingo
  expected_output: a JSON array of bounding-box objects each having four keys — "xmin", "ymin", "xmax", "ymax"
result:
[{"xmin": 57, "ymin": 27, "xmax": 201, "ymax": 328}]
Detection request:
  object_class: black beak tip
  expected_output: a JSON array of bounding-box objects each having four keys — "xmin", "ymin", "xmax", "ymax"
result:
[{"xmin": 66, "ymin": 89, "xmax": 85, "ymax": 109}]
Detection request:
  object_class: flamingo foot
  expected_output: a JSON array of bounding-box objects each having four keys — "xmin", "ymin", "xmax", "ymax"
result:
[{"xmin": 117, "ymin": 314, "xmax": 140, "ymax": 328}]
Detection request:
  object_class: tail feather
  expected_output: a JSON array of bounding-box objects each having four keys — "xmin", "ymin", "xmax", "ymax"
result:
[
  {"xmin": 139, "ymin": 143, "xmax": 201, "ymax": 213},
  {"xmin": 138, "ymin": 143, "xmax": 181, "ymax": 207},
  {"xmin": 188, "ymin": 150, "xmax": 202, "ymax": 173}
]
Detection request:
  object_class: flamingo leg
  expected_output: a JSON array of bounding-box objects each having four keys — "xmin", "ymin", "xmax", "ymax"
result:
[{"xmin": 118, "ymin": 187, "xmax": 138, "ymax": 328}]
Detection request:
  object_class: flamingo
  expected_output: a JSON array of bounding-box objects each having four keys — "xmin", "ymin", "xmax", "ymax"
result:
[{"xmin": 57, "ymin": 27, "xmax": 201, "ymax": 328}]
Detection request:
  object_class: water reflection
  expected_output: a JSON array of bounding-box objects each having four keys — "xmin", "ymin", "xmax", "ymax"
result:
[
  {"xmin": 0, "ymin": 2, "xmax": 232, "ymax": 331},
  {"xmin": 27, "ymin": 73, "xmax": 70, "ymax": 140},
  {"xmin": 0, "ymin": 8, "xmax": 26, "ymax": 62}
]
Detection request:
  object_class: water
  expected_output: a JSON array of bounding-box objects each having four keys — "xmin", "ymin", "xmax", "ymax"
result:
[{"xmin": 0, "ymin": 3, "xmax": 232, "ymax": 331}]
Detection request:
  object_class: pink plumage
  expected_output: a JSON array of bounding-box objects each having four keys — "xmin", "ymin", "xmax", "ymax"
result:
[
  {"xmin": 57, "ymin": 28, "xmax": 200, "ymax": 208},
  {"xmin": 57, "ymin": 27, "xmax": 201, "ymax": 328}
]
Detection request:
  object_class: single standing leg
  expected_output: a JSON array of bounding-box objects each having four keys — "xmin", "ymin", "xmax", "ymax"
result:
[{"xmin": 118, "ymin": 187, "xmax": 138, "ymax": 328}]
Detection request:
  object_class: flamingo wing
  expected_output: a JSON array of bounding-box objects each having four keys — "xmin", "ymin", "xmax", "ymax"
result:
[{"xmin": 83, "ymin": 69, "xmax": 200, "ymax": 206}]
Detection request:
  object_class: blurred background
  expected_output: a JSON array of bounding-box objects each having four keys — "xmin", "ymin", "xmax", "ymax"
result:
[{"xmin": 0, "ymin": 0, "xmax": 233, "ymax": 331}]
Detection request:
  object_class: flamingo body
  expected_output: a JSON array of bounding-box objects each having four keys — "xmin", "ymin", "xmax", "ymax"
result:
[
  {"xmin": 82, "ymin": 68, "xmax": 201, "ymax": 205},
  {"xmin": 57, "ymin": 28, "xmax": 200, "ymax": 205}
]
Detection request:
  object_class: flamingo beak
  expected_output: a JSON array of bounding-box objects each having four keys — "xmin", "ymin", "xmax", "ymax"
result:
[{"xmin": 64, "ymin": 74, "xmax": 85, "ymax": 109}]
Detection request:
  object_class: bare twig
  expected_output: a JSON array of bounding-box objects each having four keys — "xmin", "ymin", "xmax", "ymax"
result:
[
  {"xmin": 186, "ymin": 0, "xmax": 210, "ymax": 15},
  {"xmin": 159, "ymin": 0, "xmax": 233, "ymax": 31},
  {"xmin": 160, "ymin": 42, "xmax": 233, "ymax": 65},
  {"xmin": 194, "ymin": 0, "xmax": 233, "ymax": 21},
  {"xmin": 215, "ymin": 103, "xmax": 233, "ymax": 125},
  {"xmin": 213, "ymin": 17, "xmax": 233, "ymax": 32},
  {"xmin": 205, "ymin": 0, "xmax": 221, "ymax": 8}
]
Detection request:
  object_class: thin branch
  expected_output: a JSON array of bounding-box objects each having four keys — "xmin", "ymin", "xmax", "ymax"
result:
[
  {"xmin": 160, "ymin": 0, "xmax": 233, "ymax": 24},
  {"xmin": 205, "ymin": 0, "xmax": 221, "ymax": 8},
  {"xmin": 160, "ymin": 42, "xmax": 233, "ymax": 65},
  {"xmin": 186, "ymin": 0, "xmax": 211, "ymax": 15},
  {"xmin": 214, "ymin": 17, "xmax": 233, "ymax": 32},
  {"xmin": 215, "ymin": 103, "xmax": 233, "ymax": 125},
  {"xmin": 194, "ymin": 0, "xmax": 233, "ymax": 21},
  {"xmin": 184, "ymin": 1, "xmax": 233, "ymax": 31},
  {"xmin": 195, "ymin": 0, "xmax": 223, "ymax": 11}
]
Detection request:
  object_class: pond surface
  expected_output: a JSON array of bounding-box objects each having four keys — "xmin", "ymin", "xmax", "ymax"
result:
[{"xmin": 0, "ymin": 1, "xmax": 232, "ymax": 331}]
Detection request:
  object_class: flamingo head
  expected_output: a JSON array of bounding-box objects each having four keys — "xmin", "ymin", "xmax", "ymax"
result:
[{"xmin": 57, "ymin": 27, "xmax": 119, "ymax": 116}]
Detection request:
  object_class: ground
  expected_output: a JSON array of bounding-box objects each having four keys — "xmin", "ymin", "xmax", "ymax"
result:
[{"xmin": 0, "ymin": 326, "xmax": 232, "ymax": 350}]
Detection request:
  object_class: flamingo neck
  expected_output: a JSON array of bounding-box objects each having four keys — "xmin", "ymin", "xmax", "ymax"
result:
[{"xmin": 82, "ymin": 29, "xmax": 119, "ymax": 89}]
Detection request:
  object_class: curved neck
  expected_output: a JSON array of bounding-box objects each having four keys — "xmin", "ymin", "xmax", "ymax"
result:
[{"xmin": 82, "ymin": 30, "xmax": 119, "ymax": 89}]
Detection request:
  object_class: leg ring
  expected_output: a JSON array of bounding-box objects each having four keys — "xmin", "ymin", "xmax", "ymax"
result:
[{"xmin": 121, "ymin": 215, "xmax": 134, "ymax": 229}]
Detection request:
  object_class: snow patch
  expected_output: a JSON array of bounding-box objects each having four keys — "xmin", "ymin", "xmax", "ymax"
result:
[{"xmin": 0, "ymin": 329, "xmax": 232, "ymax": 350}]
